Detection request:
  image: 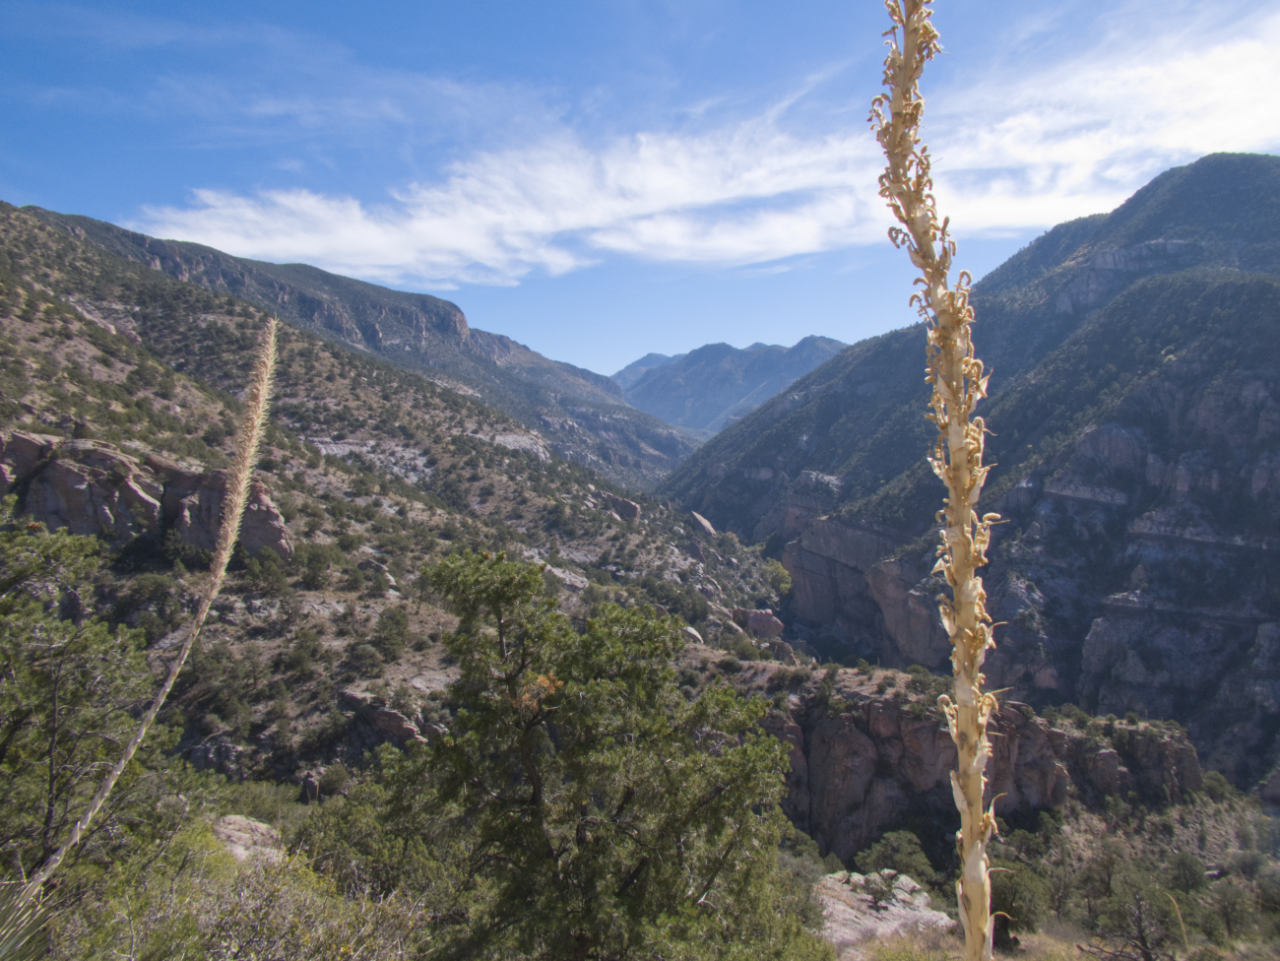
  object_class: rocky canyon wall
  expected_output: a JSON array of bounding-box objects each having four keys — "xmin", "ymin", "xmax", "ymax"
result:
[{"xmin": 0, "ymin": 430, "xmax": 293, "ymax": 561}]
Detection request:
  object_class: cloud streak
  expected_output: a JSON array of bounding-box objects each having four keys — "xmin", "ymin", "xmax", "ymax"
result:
[{"xmin": 133, "ymin": 4, "xmax": 1280, "ymax": 288}]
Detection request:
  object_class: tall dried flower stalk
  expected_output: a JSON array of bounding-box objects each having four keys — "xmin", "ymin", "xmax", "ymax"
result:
[
  {"xmin": 18, "ymin": 318, "xmax": 279, "ymax": 907},
  {"xmin": 869, "ymin": 3, "xmax": 999, "ymax": 959}
]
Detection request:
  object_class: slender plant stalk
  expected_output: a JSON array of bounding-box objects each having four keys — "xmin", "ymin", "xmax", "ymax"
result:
[
  {"xmin": 18, "ymin": 318, "xmax": 279, "ymax": 907},
  {"xmin": 869, "ymin": 3, "xmax": 999, "ymax": 959}
]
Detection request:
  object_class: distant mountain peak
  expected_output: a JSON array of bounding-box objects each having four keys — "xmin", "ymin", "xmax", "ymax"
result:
[{"xmin": 618, "ymin": 337, "xmax": 847, "ymax": 436}]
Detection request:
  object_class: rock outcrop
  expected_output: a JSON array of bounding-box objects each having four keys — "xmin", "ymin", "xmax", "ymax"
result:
[
  {"xmin": 817, "ymin": 870, "xmax": 954, "ymax": 961},
  {"xmin": 1, "ymin": 432, "xmax": 293, "ymax": 561},
  {"xmin": 732, "ymin": 607, "xmax": 786, "ymax": 638},
  {"xmin": 337, "ymin": 688, "xmax": 429, "ymax": 751},
  {"xmin": 598, "ymin": 491, "xmax": 641, "ymax": 521},
  {"xmin": 762, "ymin": 668, "xmax": 1201, "ymax": 864},
  {"xmin": 212, "ymin": 815, "xmax": 283, "ymax": 863}
]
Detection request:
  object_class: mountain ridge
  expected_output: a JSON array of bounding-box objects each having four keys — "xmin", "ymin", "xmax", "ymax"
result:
[
  {"xmin": 619, "ymin": 335, "xmax": 847, "ymax": 436},
  {"xmin": 658, "ymin": 151, "xmax": 1280, "ymax": 790},
  {"xmin": 23, "ymin": 207, "xmax": 691, "ymax": 490}
]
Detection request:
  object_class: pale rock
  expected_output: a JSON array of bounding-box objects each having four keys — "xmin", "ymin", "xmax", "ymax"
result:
[
  {"xmin": 689, "ymin": 511, "xmax": 717, "ymax": 537},
  {"xmin": 747, "ymin": 609, "xmax": 785, "ymax": 638},
  {"xmin": 865, "ymin": 558, "xmax": 950, "ymax": 669},
  {"xmin": 817, "ymin": 870, "xmax": 954, "ymax": 960},
  {"xmin": 546, "ymin": 565, "xmax": 589, "ymax": 592},
  {"xmin": 212, "ymin": 815, "xmax": 283, "ymax": 863},
  {"xmin": 599, "ymin": 491, "xmax": 641, "ymax": 521},
  {"xmin": 357, "ymin": 558, "xmax": 396, "ymax": 588}
]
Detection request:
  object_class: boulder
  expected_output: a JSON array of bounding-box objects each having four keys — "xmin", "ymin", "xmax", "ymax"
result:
[
  {"xmin": 212, "ymin": 815, "xmax": 283, "ymax": 863},
  {"xmin": 239, "ymin": 480, "xmax": 295, "ymax": 561},
  {"xmin": 750, "ymin": 609, "xmax": 785, "ymax": 638},
  {"xmin": 599, "ymin": 491, "xmax": 641, "ymax": 521},
  {"xmin": 689, "ymin": 511, "xmax": 717, "ymax": 537},
  {"xmin": 817, "ymin": 870, "xmax": 954, "ymax": 960},
  {"xmin": 545, "ymin": 565, "xmax": 589, "ymax": 592},
  {"xmin": 733, "ymin": 607, "xmax": 785, "ymax": 638},
  {"xmin": 357, "ymin": 558, "xmax": 397, "ymax": 588}
]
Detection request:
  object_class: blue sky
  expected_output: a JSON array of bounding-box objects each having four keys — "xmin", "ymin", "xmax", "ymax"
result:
[{"xmin": 3, "ymin": 1, "xmax": 1276, "ymax": 375}]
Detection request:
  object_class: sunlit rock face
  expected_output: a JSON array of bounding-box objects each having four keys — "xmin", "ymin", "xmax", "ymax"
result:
[
  {"xmin": 760, "ymin": 664, "xmax": 1200, "ymax": 863},
  {"xmin": 2, "ymin": 431, "xmax": 292, "ymax": 561}
]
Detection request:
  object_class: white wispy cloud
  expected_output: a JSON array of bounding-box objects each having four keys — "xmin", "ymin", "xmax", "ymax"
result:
[{"xmin": 133, "ymin": 3, "xmax": 1280, "ymax": 287}]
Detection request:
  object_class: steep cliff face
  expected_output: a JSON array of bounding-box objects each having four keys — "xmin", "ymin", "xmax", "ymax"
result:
[
  {"xmin": 661, "ymin": 154, "xmax": 1280, "ymax": 538},
  {"xmin": 757, "ymin": 666, "xmax": 1201, "ymax": 863},
  {"xmin": 659, "ymin": 154, "xmax": 1280, "ymax": 790},
  {"xmin": 1, "ymin": 431, "xmax": 293, "ymax": 561},
  {"xmin": 25, "ymin": 209, "xmax": 691, "ymax": 490}
]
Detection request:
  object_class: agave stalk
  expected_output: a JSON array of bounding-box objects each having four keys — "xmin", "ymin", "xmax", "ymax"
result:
[
  {"xmin": 869, "ymin": 3, "xmax": 999, "ymax": 959},
  {"xmin": 18, "ymin": 318, "xmax": 279, "ymax": 908}
]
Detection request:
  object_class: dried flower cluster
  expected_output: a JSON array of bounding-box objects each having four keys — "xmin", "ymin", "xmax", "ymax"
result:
[{"xmin": 869, "ymin": 2, "xmax": 999, "ymax": 959}]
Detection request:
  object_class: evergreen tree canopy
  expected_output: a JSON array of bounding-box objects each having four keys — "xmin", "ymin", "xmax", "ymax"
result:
[{"xmin": 373, "ymin": 550, "xmax": 833, "ymax": 960}]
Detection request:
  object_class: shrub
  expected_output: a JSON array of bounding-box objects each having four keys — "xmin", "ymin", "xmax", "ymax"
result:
[
  {"xmin": 989, "ymin": 860, "xmax": 1048, "ymax": 948},
  {"xmin": 855, "ymin": 831, "xmax": 939, "ymax": 890},
  {"xmin": 371, "ymin": 607, "xmax": 409, "ymax": 660},
  {"xmin": 1202, "ymin": 770, "xmax": 1235, "ymax": 802},
  {"xmin": 348, "ymin": 644, "xmax": 383, "ymax": 678}
]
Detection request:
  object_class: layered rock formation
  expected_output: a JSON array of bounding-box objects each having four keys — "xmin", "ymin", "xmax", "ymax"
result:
[
  {"xmin": 762, "ymin": 668, "xmax": 1201, "ymax": 863},
  {"xmin": 0, "ymin": 431, "xmax": 292, "ymax": 560}
]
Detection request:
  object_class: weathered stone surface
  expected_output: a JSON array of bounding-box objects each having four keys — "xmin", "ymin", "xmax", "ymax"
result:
[
  {"xmin": 339, "ymin": 688, "xmax": 428, "ymax": 748},
  {"xmin": 599, "ymin": 491, "xmax": 641, "ymax": 521},
  {"xmin": 865, "ymin": 558, "xmax": 950, "ymax": 669},
  {"xmin": 212, "ymin": 815, "xmax": 283, "ymax": 863},
  {"xmin": 689, "ymin": 511, "xmax": 717, "ymax": 537},
  {"xmin": 0, "ymin": 431, "xmax": 59, "ymax": 492},
  {"xmin": 752, "ymin": 471, "xmax": 844, "ymax": 544},
  {"xmin": 781, "ymin": 516, "xmax": 901, "ymax": 661},
  {"xmin": 747, "ymin": 609, "xmax": 785, "ymax": 638},
  {"xmin": 357, "ymin": 558, "xmax": 397, "ymax": 588},
  {"xmin": 186, "ymin": 736, "xmax": 248, "ymax": 781},
  {"xmin": 546, "ymin": 565, "xmax": 589, "ymax": 592},
  {"xmin": 764, "ymin": 671, "xmax": 1197, "ymax": 863},
  {"xmin": 239, "ymin": 481, "xmax": 295, "ymax": 561},
  {"xmin": 23, "ymin": 447, "xmax": 162, "ymax": 542},
  {"xmin": 2, "ymin": 433, "xmax": 293, "ymax": 561},
  {"xmin": 817, "ymin": 870, "xmax": 954, "ymax": 961},
  {"xmin": 733, "ymin": 607, "xmax": 785, "ymax": 638}
]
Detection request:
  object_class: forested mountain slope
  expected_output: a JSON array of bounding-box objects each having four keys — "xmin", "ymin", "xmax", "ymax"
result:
[
  {"xmin": 0, "ymin": 200, "xmax": 781, "ymax": 771},
  {"xmin": 5, "ymin": 164, "xmax": 1280, "ymax": 961},
  {"xmin": 25, "ymin": 206, "xmax": 697, "ymax": 489},
  {"xmin": 659, "ymin": 153, "xmax": 1280, "ymax": 791}
]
